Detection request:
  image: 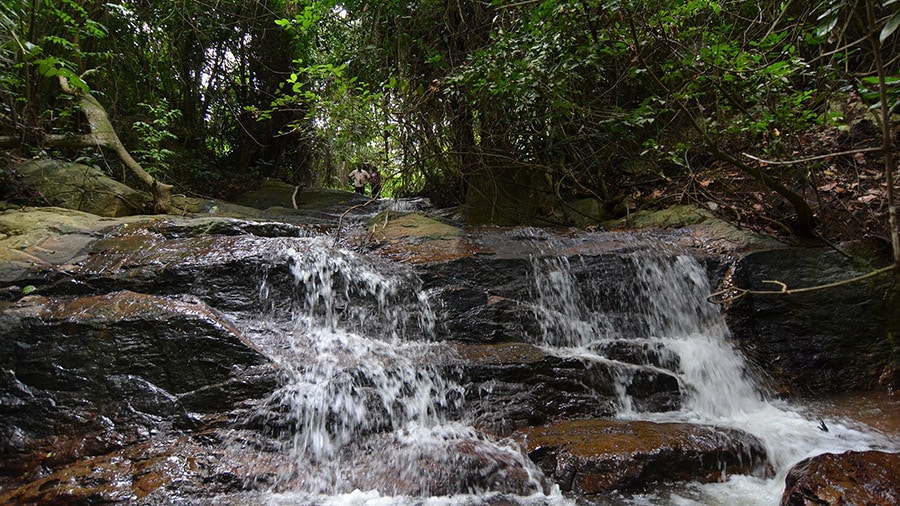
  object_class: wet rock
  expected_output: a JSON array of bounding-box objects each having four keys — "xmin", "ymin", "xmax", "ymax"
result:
[
  {"xmin": 0, "ymin": 290, "xmax": 277, "ymax": 478},
  {"xmin": 0, "ymin": 431, "xmax": 288, "ymax": 506},
  {"xmin": 447, "ymin": 343, "xmax": 681, "ymax": 434},
  {"xmin": 517, "ymin": 419, "xmax": 769, "ymax": 495},
  {"xmin": 0, "ymin": 207, "xmax": 130, "ymax": 285},
  {"xmin": 724, "ymin": 248, "xmax": 900, "ymax": 394},
  {"xmin": 63, "ymin": 222, "xmax": 299, "ymax": 311},
  {"xmin": 343, "ymin": 427, "xmax": 549, "ymax": 497},
  {"xmin": 781, "ymin": 450, "xmax": 900, "ymax": 506},
  {"xmin": 421, "ymin": 247, "xmax": 725, "ymax": 345}
]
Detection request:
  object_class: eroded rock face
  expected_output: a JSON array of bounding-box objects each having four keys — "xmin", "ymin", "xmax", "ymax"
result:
[
  {"xmin": 724, "ymin": 248, "xmax": 900, "ymax": 394},
  {"xmin": 781, "ymin": 450, "xmax": 900, "ymax": 506},
  {"xmin": 516, "ymin": 419, "xmax": 769, "ymax": 495},
  {"xmin": 0, "ymin": 290, "xmax": 277, "ymax": 480},
  {"xmin": 446, "ymin": 343, "xmax": 681, "ymax": 434}
]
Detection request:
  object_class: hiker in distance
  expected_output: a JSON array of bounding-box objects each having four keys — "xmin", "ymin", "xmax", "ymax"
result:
[
  {"xmin": 348, "ymin": 163, "xmax": 370, "ymax": 195},
  {"xmin": 368, "ymin": 166, "xmax": 382, "ymax": 198}
]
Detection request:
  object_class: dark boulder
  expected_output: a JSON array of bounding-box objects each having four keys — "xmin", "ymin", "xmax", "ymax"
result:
[
  {"xmin": 724, "ymin": 248, "xmax": 900, "ymax": 395},
  {"xmin": 781, "ymin": 450, "xmax": 900, "ymax": 506},
  {"xmin": 517, "ymin": 419, "xmax": 769, "ymax": 495},
  {"xmin": 337, "ymin": 428, "xmax": 550, "ymax": 497},
  {"xmin": 0, "ymin": 290, "xmax": 277, "ymax": 479},
  {"xmin": 446, "ymin": 343, "xmax": 681, "ymax": 435}
]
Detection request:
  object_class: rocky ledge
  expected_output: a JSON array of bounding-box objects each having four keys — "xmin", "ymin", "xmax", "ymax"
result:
[
  {"xmin": 781, "ymin": 450, "xmax": 900, "ymax": 506},
  {"xmin": 0, "ymin": 199, "xmax": 897, "ymax": 504},
  {"xmin": 516, "ymin": 419, "xmax": 769, "ymax": 496}
]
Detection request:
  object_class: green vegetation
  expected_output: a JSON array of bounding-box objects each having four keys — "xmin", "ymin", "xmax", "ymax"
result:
[
  {"xmin": 132, "ymin": 99, "xmax": 181, "ymax": 176},
  {"xmin": 1, "ymin": 0, "xmax": 898, "ymax": 260}
]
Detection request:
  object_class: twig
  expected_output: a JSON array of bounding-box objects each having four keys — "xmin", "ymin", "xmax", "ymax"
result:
[
  {"xmin": 707, "ymin": 264, "xmax": 897, "ymax": 304},
  {"xmin": 740, "ymin": 147, "xmax": 882, "ymax": 166},
  {"xmin": 291, "ymin": 185, "xmax": 300, "ymax": 209},
  {"xmin": 332, "ymin": 198, "xmax": 379, "ymax": 247}
]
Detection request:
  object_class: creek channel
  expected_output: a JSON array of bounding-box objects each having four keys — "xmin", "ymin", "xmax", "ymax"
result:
[
  {"xmin": 214, "ymin": 219, "xmax": 896, "ymax": 505},
  {"xmin": 1, "ymin": 201, "xmax": 896, "ymax": 505}
]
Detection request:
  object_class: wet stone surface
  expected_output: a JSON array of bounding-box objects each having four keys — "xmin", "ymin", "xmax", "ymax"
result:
[
  {"xmin": 516, "ymin": 419, "xmax": 770, "ymax": 495},
  {"xmin": 781, "ymin": 450, "xmax": 900, "ymax": 506},
  {"xmin": 0, "ymin": 205, "xmax": 896, "ymax": 504}
]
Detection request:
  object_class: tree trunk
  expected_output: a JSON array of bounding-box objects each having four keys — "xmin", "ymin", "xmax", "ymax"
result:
[{"xmin": 46, "ymin": 76, "xmax": 173, "ymax": 213}]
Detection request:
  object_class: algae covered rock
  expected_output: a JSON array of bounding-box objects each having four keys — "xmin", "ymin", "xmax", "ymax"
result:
[{"xmin": 18, "ymin": 159, "xmax": 148, "ymax": 216}]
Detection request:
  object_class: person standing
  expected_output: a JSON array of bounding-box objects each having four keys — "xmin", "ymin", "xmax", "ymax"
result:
[
  {"xmin": 348, "ymin": 163, "xmax": 370, "ymax": 195},
  {"xmin": 368, "ymin": 166, "xmax": 383, "ymax": 198}
]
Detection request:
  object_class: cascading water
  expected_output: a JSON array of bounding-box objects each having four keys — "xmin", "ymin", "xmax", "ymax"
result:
[
  {"xmin": 229, "ymin": 230, "xmax": 894, "ymax": 505},
  {"xmin": 530, "ymin": 251, "xmax": 763, "ymax": 418},
  {"xmin": 235, "ymin": 236, "xmax": 559, "ymax": 504},
  {"xmin": 527, "ymin": 241, "xmax": 897, "ymax": 504}
]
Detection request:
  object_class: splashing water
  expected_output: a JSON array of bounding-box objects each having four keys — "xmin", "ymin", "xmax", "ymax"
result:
[
  {"xmin": 528, "ymin": 244, "xmax": 897, "ymax": 505},
  {"xmin": 231, "ymin": 232, "xmax": 894, "ymax": 505},
  {"xmin": 238, "ymin": 237, "xmax": 558, "ymax": 502}
]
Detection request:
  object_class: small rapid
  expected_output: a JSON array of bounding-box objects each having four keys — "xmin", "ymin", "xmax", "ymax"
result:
[
  {"xmin": 229, "ymin": 230, "xmax": 895, "ymax": 505},
  {"xmin": 235, "ymin": 236, "xmax": 562, "ymax": 503},
  {"xmin": 528, "ymin": 242, "xmax": 897, "ymax": 505}
]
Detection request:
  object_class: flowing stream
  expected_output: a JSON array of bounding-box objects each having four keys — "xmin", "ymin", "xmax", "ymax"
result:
[
  {"xmin": 529, "ymin": 247, "xmax": 896, "ymax": 504},
  {"xmin": 234, "ymin": 232, "xmax": 896, "ymax": 505}
]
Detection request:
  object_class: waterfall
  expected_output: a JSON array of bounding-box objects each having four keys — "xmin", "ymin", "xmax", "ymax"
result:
[
  {"xmin": 238, "ymin": 237, "xmax": 554, "ymax": 501},
  {"xmin": 230, "ymin": 233, "xmax": 893, "ymax": 505},
  {"xmin": 530, "ymin": 251, "xmax": 766, "ymax": 418},
  {"xmin": 528, "ymin": 246, "xmax": 895, "ymax": 504}
]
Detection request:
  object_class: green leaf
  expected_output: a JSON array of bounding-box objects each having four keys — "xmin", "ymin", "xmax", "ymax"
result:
[
  {"xmin": 816, "ymin": 15, "xmax": 838, "ymax": 37},
  {"xmin": 880, "ymin": 11, "xmax": 900, "ymax": 43},
  {"xmin": 22, "ymin": 285, "xmax": 36, "ymax": 295}
]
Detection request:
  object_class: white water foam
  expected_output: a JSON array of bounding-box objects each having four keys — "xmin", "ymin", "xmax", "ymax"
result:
[
  {"xmin": 528, "ymin": 247, "xmax": 897, "ymax": 505},
  {"xmin": 240, "ymin": 238, "xmax": 557, "ymax": 502}
]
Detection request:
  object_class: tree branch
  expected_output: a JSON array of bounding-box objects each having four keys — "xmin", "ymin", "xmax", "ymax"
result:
[
  {"xmin": 50, "ymin": 76, "xmax": 173, "ymax": 213},
  {"xmin": 741, "ymin": 147, "xmax": 883, "ymax": 166},
  {"xmin": 624, "ymin": 13, "xmax": 816, "ymax": 237}
]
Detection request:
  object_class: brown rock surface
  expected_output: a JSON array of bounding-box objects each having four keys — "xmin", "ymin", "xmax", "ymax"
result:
[
  {"xmin": 781, "ymin": 450, "xmax": 900, "ymax": 506},
  {"xmin": 517, "ymin": 419, "xmax": 768, "ymax": 495}
]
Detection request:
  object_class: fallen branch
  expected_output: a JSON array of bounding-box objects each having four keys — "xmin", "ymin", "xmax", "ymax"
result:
[
  {"xmin": 45, "ymin": 76, "xmax": 173, "ymax": 213},
  {"xmin": 741, "ymin": 147, "xmax": 883, "ymax": 166},
  {"xmin": 332, "ymin": 197, "xmax": 379, "ymax": 246},
  {"xmin": 707, "ymin": 264, "xmax": 897, "ymax": 304}
]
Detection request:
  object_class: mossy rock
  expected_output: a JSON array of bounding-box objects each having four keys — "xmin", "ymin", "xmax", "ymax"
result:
[
  {"xmin": 566, "ymin": 198, "xmax": 604, "ymax": 228},
  {"xmin": 235, "ymin": 179, "xmax": 366, "ymax": 211},
  {"xmin": 18, "ymin": 160, "xmax": 148, "ymax": 217},
  {"xmin": 371, "ymin": 212, "xmax": 461, "ymax": 241},
  {"xmin": 603, "ymin": 204, "xmax": 714, "ymax": 229}
]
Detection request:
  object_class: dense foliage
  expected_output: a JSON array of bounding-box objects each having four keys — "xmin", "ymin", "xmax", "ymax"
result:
[{"xmin": 1, "ymin": 0, "xmax": 898, "ymax": 256}]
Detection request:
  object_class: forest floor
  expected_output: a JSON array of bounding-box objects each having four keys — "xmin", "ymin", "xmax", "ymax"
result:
[{"xmin": 622, "ymin": 98, "xmax": 896, "ymax": 266}]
